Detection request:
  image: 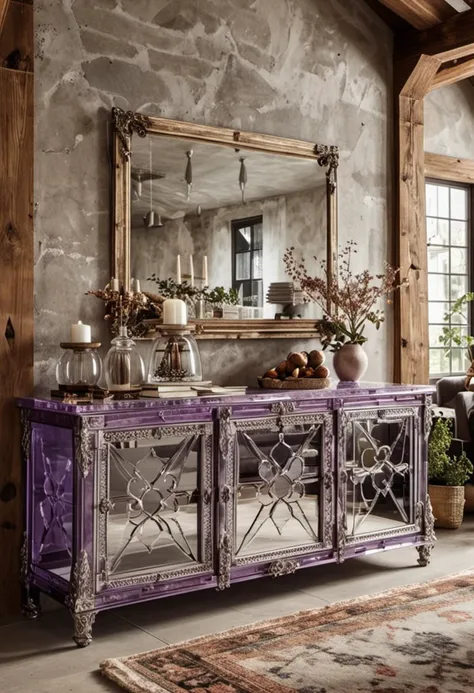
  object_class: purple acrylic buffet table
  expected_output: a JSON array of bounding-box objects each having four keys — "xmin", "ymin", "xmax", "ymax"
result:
[{"xmin": 19, "ymin": 382, "xmax": 435, "ymax": 647}]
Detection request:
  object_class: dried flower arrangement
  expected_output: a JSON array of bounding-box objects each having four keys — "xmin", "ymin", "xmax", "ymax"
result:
[
  {"xmin": 86, "ymin": 285, "xmax": 164, "ymax": 337},
  {"xmin": 284, "ymin": 241, "xmax": 405, "ymax": 352}
]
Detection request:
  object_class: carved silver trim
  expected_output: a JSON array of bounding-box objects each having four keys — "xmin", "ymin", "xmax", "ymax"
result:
[
  {"xmin": 74, "ymin": 418, "xmax": 96, "ymax": 478},
  {"xmin": 99, "ymin": 498, "xmax": 114, "ymax": 514},
  {"xmin": 65, "ymin": 551, "xmax": 95, "ymax": 613},
  {"xmin": 345, "ymin": 523, "xmax": 419, "ymax": 545},
  {"xmin": 112, "ymin": 106, "xmax": 151, "ymax": 160},
  {"xmin": 417, "ymin": 496, "xmax": 436, "ymax": 567},
  {"xmin": 218, "ymin": 532, "xmax": 231, "ymax": 590},
  {"xmin": 424, "ymin": 395, "xmax": 433, "ymax": 442},
  {"xmin": 270, "ymin": 401, "xmax": 297, "ymax": 415},
  {"xmin": 73, "ymin": 611, "xmax": 97, "ymax": 648},
  {"xmin": 315, "ymin": 144, "xmax": 339, "ymax": 194},
  {"xmin": 20, "ymin": 531, "xmax": 29, "ymax": 584},
  {"xmin": 21, "ymin": 409, "xmax": 31, "ymax": 463},
  {"xmin": 235, "ymin": 543, "xmax": 320, "ymax": 567},
  {"xmin": 105, "ymin": 564, "xmax": 210, "ymax": 589},
  {"xmin": 103, "ymin": 422, "xmax": 212, "ymax": 442},
  {"xmin": 322, "ymin": 412, "xmax": 334, "ymax": 549},
  {"xmin": 267, "ymin": 559, "xmax": 299, "ymax": 577}
]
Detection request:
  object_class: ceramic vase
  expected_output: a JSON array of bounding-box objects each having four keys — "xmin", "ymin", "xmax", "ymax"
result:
[{"xmin": 333, "ymin": 344, "xmax": 368, "ymax": 382}]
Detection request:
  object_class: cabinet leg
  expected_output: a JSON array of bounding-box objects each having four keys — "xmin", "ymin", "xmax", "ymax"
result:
[
  {"xmin": 72, "ymin": 610, "xmax": 97, "ymax": 648},
  {"xmin": 416, "ymin": 543, "xmax": 434, "ymax": 567},
  {"xmin": 22, "ymin": 584, "xmax": 42, "ymax": 620}
]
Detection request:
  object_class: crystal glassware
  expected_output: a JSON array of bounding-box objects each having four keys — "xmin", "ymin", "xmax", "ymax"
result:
[{"xmin": 56, "ymin": 343, "xmax": 102, "ymax": 391}]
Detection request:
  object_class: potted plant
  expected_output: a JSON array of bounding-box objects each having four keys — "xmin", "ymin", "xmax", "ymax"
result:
[
  {"xmin": 203, "ymin": 286, "xmax": 239, "ymax": 318},
  {"xmin": 428, "ymin": 417, "xmax": 473, "ymax": 528},
  {"xmin": 284, "ymin": 241, "xmax": 405, "ymax": 381}
]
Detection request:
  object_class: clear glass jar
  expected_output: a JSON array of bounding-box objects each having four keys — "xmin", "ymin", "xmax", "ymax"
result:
[
  {"xmin": 56, "ymin": 347, "xmax": 102, "ymax": 388},
  {"xmin": 103, "ymin": 327, "xmax": 145, "ymax": 392},
  {"xmin": 147, "ymin": 328, "xmax": 202, "ymax": 383}
]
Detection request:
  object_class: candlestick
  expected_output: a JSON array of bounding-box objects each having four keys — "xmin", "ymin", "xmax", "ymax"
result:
[
  {"xmin": 71, "ymin": 321, "xmax": 91, "ymax": 343},
  {"xmin": 163, "ymin": 298, "xmax": 187, "ymax": 326},
  {"xmin": 190, "ymin": 255, "xmax": 194, "ymax": 287},
  {"xmin": 203, "ymin": 255, "xmax": 208, "ymax": 286},
  {"xmin": 177, "ymin": 255, "xmax": 182, "ymax": 284},
  {"xmin": 110, "ymin": 277, "xmax": 119, "ymax": 292}
]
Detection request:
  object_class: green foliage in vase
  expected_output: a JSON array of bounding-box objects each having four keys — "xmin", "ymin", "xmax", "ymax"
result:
[
  {"xmin": 203, "ymin": 286, "xmax": 239, "ymax": 307},
  {"xmin": 428, "ymin": 417, "xmax": 473, "ymax": 486},
  {"xmin": 438, "ymin": 292, "xmax": 474, "ymax": 361}
]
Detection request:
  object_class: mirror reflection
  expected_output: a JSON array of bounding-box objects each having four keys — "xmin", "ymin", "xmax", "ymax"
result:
[{"xmin": 130, "ymin": 133, "xmax": 327, "ymax": 319}]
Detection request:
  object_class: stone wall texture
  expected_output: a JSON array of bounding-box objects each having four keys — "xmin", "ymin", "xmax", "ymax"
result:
[
  {"xmin": 35, "ymin": 0, "xmax": 393, "ymax": 390},
  {"xmin": 425, "ymin": 82, "xmax": 474, "ymax": 159}
]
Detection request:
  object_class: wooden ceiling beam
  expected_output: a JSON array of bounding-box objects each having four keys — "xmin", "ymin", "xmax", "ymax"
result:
[
  {"xmin": 0, "ymin": 0, "xmax": 10, "ymax": 36},
  {"xmin": 429, "ymin": 55, "xmax": 474, "ymax": 90},
  {"xmin": 396, "ymin": 9, "xmax": 474, "ymax": 62},
  {"xmin": 425, "ymin": 152, "xmax": 474, "ymax": 184},
  {"xmin": 377, "ymin": 0, "xmax": 457, "ymax": 30}
]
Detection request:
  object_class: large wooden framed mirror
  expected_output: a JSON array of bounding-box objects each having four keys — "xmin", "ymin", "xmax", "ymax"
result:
[{"xmin": 111, "ymin": 108, "xmax": 339, "ymax": 339}]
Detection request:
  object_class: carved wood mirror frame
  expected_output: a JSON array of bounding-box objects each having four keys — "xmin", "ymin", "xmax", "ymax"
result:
[{"xmin": 111, "ymin": 107, "xmax": 339, "ymax": 339}]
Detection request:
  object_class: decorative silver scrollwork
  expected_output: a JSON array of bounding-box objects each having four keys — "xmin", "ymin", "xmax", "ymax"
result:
[
  {"xmin": 99, "ymin": 498, "xmax": 114, "ymax": 514},
  {"xmin": 72, "ymin": 611, "xmax": 97, "ymax": 648},
  {"xmin": 270, "ymin": 401, "xmax": 297, "ymax": 415},
  {"xmin": 267, "ymin": 559, "xmax": 299, "ymax": 577},
  {"xmin": 21, "ymin": 410, "xmax": 31, "ymax": 463},
  {"xmin": 221, "ymin": 485, "xmax": 232, "ymax": 503},
  {"xmin": 315, "ymin": 144, "xmax": 339, "ymax": 194},
  {"xmin": 20, "ymin": 531, "xmax": 29, "ymax": 584},
  {"xmin": 74, "ymin": 418, "xmax": 95, "ymax": 478},
  {"xmin": 112, "ymin": 106, "xmax": 151, "ymax": 160},
  {"xmin": 417, "ymin": 495, "xmax": 436, "ymax": 567},
  {"xmin": 66, "ymin": 550, "xmax": 95, "ymax": 613},
  {"xmin": 218, "ymin": 532, "xmax": 232, "ymax": 590},
  {"xmin": 424, "ymin": 395, "xmax": 433, "ymax": 442}
]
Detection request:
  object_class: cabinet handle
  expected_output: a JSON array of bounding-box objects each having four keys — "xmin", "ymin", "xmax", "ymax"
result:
[
  {"xmin": 203, "ymin": 488, "xmax": 212, "ymax": 505},
  {"xmin": 99, "ymin": 499, "xmax": 115, "ymax": 514}
]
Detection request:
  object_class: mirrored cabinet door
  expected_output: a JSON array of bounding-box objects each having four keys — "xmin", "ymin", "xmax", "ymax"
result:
[
  {"xmin": 228, "ymin": 413, "xmax": 333, "ymax": 569},
  {"xmin": 97, "ymin": 424, "xmax": 213, "ymax": 588},
  {"xmin": 340, "ymin": 408, "xmax": 420, "ymax": 546}
]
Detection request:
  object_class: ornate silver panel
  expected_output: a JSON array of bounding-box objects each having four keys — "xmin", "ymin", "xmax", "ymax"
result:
[
  {"xmin": 96, "ymin": 422, "xmax": 213, "ymax": 591},
  {"xmin": 74, "ymin": 417, "xmax": 97, "ymax": 478},
  {"xmin": 223, "ymin": 412, "xmax": 333, "ymax": 571},
  {"xmin": 338, "ymin": 407, "xmax": 422, "ymax": 559}
]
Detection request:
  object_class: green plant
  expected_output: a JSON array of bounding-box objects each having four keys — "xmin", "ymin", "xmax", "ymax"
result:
[
  {"xmin": 438, "ymin": 292, "xmax": 474, "ymax": 361},
  {"xmin": 203, "ymin": 286, "xmax": 239, "ymax": 308},
  {"xmin": 147, "ymin": 276, "xmax": 202, "ymax": 301},
  {"xmin": 428, "ymin": 417, "xmax": 473, "ymax": 486}
]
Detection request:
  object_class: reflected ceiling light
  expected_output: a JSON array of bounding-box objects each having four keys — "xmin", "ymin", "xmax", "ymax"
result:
[
  {"xmin": 196, "ymin": 204, "xmax": 202, "ymax": 216},
  {"xmin": 239, "ymin": 157, "xmax": 247, "ymax": 204},
  {"xmin": 143, "ymin": 211, "xmax": 164, "ymax": 228},
  {"xmin": 185, "ymin": 150, "xmax": 193, "ymax": 200}
]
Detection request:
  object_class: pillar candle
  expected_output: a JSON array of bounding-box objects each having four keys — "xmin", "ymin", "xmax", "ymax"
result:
[
  {"xmin": 135, "ymin": 279, "xmax": 141, "ymax": 293},
  {"xmin": 190, "ymin": 255, "xmax": 194, "ymax": 286},
  {"xmin": 71, "ymin": 321, "xmax": 91, "ymax": 343},
  {"xmin": 111, "ymin": 277, "xmax": 119, "ymax": 292},
  {"xmin": 163, "ymin": 299, "xmax": 187, "ymax": 326},
  {"xmin": 177, "ymin": 255, "xmax": 182, "ymax": 284},
  {"xmin": 203, "ymin": 255, "xmax": 208, "ymax": 286}
]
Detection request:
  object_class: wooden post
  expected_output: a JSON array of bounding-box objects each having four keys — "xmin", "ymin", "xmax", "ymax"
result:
[{"xmin": 0, "ymin": 0, "xmax": 34, "ymax": 617}]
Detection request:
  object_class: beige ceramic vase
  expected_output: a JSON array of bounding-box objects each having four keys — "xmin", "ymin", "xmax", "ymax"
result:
[{"xmin": 333, "ymin": 344, "xmax": 368, "ymax": 382}]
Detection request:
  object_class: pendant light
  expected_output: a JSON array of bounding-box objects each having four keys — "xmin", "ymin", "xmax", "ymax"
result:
[
  {"xmin": 239, "ymin": 157, "xmax": 247, "ymax": 203},
  {"xmin": 185, "ymin": 150, "xmax": 193, "ymax": 200}
]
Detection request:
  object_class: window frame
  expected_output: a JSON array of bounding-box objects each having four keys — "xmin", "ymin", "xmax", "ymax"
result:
[
  {"xmin": 231, "ymin": 215, "xmax": 264, "ymax": 308},
  {"xmin": 426, "ymin": 177, "xmax": 473, "ymax": 380}
]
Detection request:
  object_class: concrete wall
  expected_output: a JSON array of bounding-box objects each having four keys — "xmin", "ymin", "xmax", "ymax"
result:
[
  {"xmin": 35, "ymin": 0, "xmax": 393, "ymax": 390},
  {"xmin": 425, "ymin": 81, "xmax": 474, "ymax": 159}
]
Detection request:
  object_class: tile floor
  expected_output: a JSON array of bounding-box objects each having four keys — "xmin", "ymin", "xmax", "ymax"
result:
[{"xmin": 1, "ymin": 517, "xmax": 473, "ymax": 693}]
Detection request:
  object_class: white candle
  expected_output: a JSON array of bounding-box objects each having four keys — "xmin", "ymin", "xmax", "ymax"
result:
[
  {"xmin": 177, "ymin": 255, "xmax": 181, "ymax": 284},
  {"xmin": 203, "ymin": 255, "xmax": 208, "ymax": 286},
  {"xmin": 163, "ymin": 299, "xmax": 187, "ymax": 326},
  {"xmin": 71, "ymin": 321, "xmax": 91, "ymax": 343},
  {"xmin": 111, "ymin": 277, "xmax": 119, "ymax": 292},
  {"xmin": 135, "ymin": 279, "xmax": 141, "ymax": 293},
  {"xmin": 190, "ymin": 255, "xmax": 194, "ymax": 286}
]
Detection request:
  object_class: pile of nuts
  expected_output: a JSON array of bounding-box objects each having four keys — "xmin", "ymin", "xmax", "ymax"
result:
[{"xmin": 263, "ymin": 350, "xmax": 330, "ymax": 381}]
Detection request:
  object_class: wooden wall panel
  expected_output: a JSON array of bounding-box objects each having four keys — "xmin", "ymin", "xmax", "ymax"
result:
[{"xmin": 0, "ymin": 0, "xmax": 33, "ymax": 617}]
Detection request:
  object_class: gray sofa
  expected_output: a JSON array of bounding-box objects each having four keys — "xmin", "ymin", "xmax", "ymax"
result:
[{"xmin": 435, "ymin": 376, "xmax": 474, "ymax": 442}]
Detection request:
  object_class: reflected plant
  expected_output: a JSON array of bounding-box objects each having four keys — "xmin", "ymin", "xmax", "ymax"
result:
[
  {"xmin": 147, "ymin": 275, "xmax": 202, "ymax": 301},
  {"xmin": 203, "ymin": 286, "xmax": 239, "ymax": 308}
]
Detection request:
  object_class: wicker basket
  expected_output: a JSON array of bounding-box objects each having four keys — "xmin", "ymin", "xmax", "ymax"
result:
[
  {"xmin": 258, "ymin": 377, "xmax": 331, "ymax": 390},
  {"xmin": 429, "ymin": 484, "xmax": 465, "ymax": 529}
]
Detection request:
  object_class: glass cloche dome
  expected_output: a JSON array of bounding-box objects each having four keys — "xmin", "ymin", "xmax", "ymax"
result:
[
  {"xmin": 147, "ymin": 328, "xmax": 202, "ymax": 383},
  {"xmin": 103, "ymin": 327, "xmax": 145, "ymax": 392}
]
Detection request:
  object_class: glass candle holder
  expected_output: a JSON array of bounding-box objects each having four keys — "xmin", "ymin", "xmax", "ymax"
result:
[
  {"xmin": 56, "ymin": 343, "xmax": 102, "ymax": 391},
  {"xmin": 103, "ymin": 327, "xmax": 145, "ymax": 393},
  {"xmin": 147, "ymin": 327, "xmax": 202, "ymax": 383}
]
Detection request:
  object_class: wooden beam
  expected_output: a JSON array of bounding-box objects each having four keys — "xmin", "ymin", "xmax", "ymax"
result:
[
  {"xmin": 396, "ymin": 9, "xmax": 474, "ymax": 63},
  {"xmin": 0, "ymin": 0, "xmax": 9, "ymax": 36},
  {"xmin": 377, "ymin": 0, "xmax": 456, "ymax": 30},
  {"xmin": 425, "ymin": 151, "xmax": 474, "ymax": 184},
  {"xmin": 0, "ymin": 0, "xmax": 33, "ymax": 618},
  {"xmin": 429, "ymin": 56, "xmax": 474, "ymax": 89},
  {"xmin": 393, "ymin": 55, "xmax": 439, "ymax": 385}
]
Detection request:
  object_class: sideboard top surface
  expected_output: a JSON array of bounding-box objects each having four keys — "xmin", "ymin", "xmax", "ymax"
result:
[{"xmin": 18, "ymin": 382, "xmax": 434, "ymax": 414}]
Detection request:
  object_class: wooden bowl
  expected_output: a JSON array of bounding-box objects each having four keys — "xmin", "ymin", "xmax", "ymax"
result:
[{"xmin": 258, "ymin": 377, "xmax": 331, "ymax": 390}]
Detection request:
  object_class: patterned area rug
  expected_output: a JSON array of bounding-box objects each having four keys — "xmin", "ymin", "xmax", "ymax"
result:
[{"xmin": 101, "ymin": 572, "xmax": 474, "ymax": 693}]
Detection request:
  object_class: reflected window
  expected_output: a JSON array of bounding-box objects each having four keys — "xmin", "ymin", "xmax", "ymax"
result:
[
  {"xmin": 427, "ymin": 180, "xmax": 471, "ymax": 377},
  {"xmin": 232, "ymin": 216, "xmax": 263, "ymax": 307}
]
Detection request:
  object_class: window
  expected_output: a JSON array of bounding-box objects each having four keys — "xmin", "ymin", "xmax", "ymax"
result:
[
  {"xmin": 427, "ymin": 181, "xmax": 471, "ymax": 377},
  {"xmin": 232, "ymin": 216, "xmax": 263, "ymax": 307}
]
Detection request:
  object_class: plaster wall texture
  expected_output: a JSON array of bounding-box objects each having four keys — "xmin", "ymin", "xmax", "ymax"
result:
[
  {"xmin": 425, "ymin": 82, "xmax": 474, "ymax": 159},
  {"xmin": 35, "ymin": 0, "xmax": 393, "ymax": 391}
]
